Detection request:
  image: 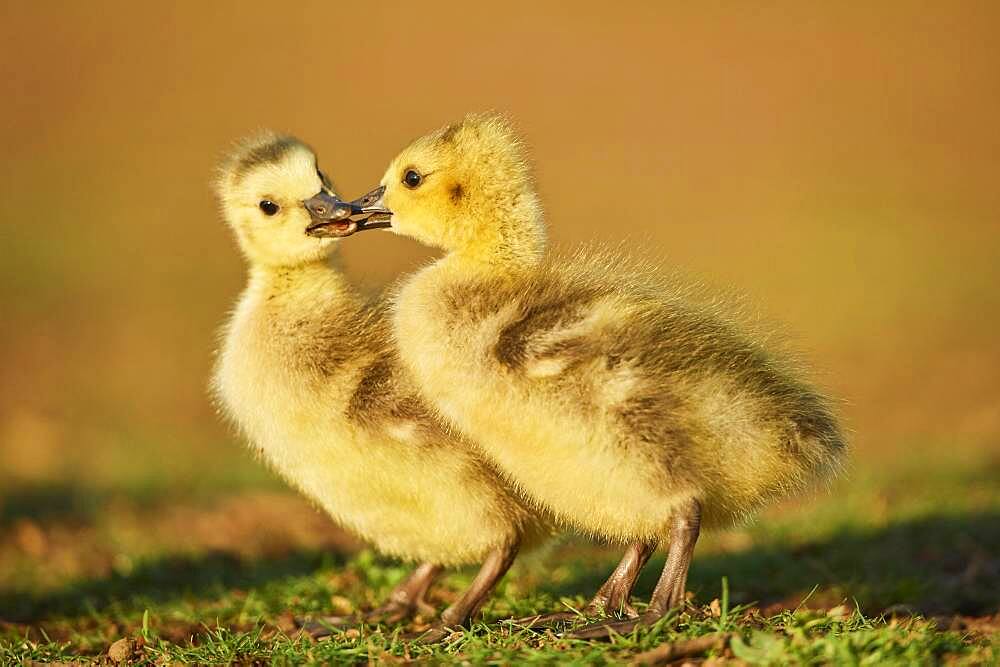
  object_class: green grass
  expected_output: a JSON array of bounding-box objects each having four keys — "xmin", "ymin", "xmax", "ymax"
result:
[
  {"xmin": 1, "ymin": 445, "xmax": 998, "ymax": 664},
  {"xmin": 4, "ymin": 605, "xmax": 988, "ymax": 665}
]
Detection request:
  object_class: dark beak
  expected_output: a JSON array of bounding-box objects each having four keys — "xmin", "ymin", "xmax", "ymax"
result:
[
  {"xmin": 303, "ymin": 192, "xmax": 358, "ymax": 238},
  {"xmin": 345, "ymin": 185, "xmax": 393, "ymax": 232},
  {"xmin": 304, "ymin": 186, "xmax": 392, "ymax": 238}
]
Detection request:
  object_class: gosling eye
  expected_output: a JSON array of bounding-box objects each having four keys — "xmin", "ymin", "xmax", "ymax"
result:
[
  {"xmin": 403, "ymin": 169, "xmax": 423, "ymax": 189},
  {"xmin": 259, "ymin": 200, "xmax": 280, "ymax": 216}
]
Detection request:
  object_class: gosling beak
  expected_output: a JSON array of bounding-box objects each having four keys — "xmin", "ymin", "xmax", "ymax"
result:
[
  {"xmin": 304, "ymin": 187, "xmax": 392, "ymax": 237},
  {"xmin": 346, "ymin": 185, "xmax": 393, "ymax": 232},
  {"xmin": 304, "ymin": 192, "xmax": 358, "ymax": 238}
]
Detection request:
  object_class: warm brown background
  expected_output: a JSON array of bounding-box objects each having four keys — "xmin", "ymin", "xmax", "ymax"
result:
[{"xmin": 2, "ymin": 2, "xmax": 997, "ymax": 501}]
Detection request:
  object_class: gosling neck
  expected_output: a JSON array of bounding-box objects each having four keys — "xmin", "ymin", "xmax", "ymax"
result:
[
  {"xmin": 446, "ymin": 223, "xmax": 546, "ymax": 279},
  {"xmin": 247, "ymin": 256, "xmax": 350, "ymax": 298}
]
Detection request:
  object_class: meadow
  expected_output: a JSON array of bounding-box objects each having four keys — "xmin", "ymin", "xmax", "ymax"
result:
[
  {"xmin": 2, "ymin": 442, "xmax": 998, "ymax": 663},
  {"xmin": 1, "ymin": 2, "xmax": 998, "ymax": 663}
]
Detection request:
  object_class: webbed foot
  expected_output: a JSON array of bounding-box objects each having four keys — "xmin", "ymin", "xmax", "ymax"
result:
[
  {"xmin": 506, "ymin": 610, "xmax": 582, "ymax": 629},
  {"xmin": 298, "ymin": 562, "xmax": 442, "ymax": 637},
  {"xmin": 564, "ymin": 611, "xmax": 667, "ymax": 640},
  {"xmin": 403, "ymin": 623, "xmax": 458, "ymax": 644}
]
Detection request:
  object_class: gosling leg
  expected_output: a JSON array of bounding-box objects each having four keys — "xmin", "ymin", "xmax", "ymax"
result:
[
  {"xmin": 301, "ymin": 562, "xmax": 442, "ymax": 637},
  {"xmin": 408, "ymin": 540, "xmax": 520, "ymax": 644},
  {"xmin": 510, "ymin": 540, "xmax": 657, "ymax": 629},
  {"xmin": 366, "ymin": 561, "xmax": 443, "ymax": 623},
  {"xmin": 567, "ymin": 498, "xmax": 701, "ymax": 640},
  {"xmin": 591, "ymin": 540, "xmax": 658, "ymax": 617}
]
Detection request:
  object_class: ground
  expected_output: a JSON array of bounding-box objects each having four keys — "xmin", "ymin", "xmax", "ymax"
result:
[{"xmin": 2, "ymin": 442, "xmax": 997, "ymax": 664}]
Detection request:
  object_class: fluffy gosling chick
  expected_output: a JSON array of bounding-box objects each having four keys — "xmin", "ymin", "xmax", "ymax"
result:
[
  {"xmin": 352, "ymin": 114, "xmax": 846, "ymax": 637},
  {"xmin": 211, "ymin": 132, "xmax": 546, "ymax": 640}
]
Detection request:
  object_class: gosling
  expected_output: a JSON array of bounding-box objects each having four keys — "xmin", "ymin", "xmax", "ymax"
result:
[
  {"xmin": 211, "ymin": 131, "xmax": 548, "ymax": 641},
  {"xmin": 342, "ymin": 114, "xmax": 847, "ymax": 638}
]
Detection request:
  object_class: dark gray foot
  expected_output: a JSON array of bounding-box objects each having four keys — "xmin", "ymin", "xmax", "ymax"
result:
[
  {"xmin": 297, "ymin": 615, "xmax": 354, "ymax": 638},
  {"xmin": 402, "ymin": 623, "xmax": 457, "ymax": 644},
  {"xmin": 298, "ymin": 595, "xmax": 442, "ymax": 637},
  {"xmin": 506, "ymin": 610, "xmax": 582, "ymax": 629},
  {"xmin": 506, "ymin": 601, "xmax": 640, "ymax": 630},
  {"xmin": 566, "ymin": 499, "xmax": 701, "ymax": 641},
  {"xmin": 402, "ymin": 541, "xmax": 521, "ymax": 643},
  {"xmin": 564, "ymin": 611, "xmax": 665, "ymax": 639},
  {"xmin": 507, "ymin": 540, "xmax": 656, "ymax": 631},
  {"xmin": 298, "ymin": 562, "xmax": 443, "ymax": 637}
]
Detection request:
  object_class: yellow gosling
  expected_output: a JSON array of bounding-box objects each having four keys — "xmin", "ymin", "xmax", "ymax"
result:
[
  {"xmin": 355, "ymin": 114, "xmax": 847, "ymax": 637},
  {"xmin": 211, "ymin": 132, "xmax": 548, "ymax": 642}
]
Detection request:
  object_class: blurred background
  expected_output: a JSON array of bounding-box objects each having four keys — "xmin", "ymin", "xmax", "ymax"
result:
[{"xmin": 1, "ymin": 1, "xmax": 997, "ymax": 611}]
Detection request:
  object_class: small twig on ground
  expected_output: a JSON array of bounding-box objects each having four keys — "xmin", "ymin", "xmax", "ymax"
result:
[{"xmin": 632, "ymin": 632, "xmax": 732, "ymax": 665}]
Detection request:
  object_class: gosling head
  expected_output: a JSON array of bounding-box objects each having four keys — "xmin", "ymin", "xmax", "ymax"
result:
[
  {"xmin": 215, "ymin": 132, "xmax": 354, "ymax": 269},
  {"xmin": 351, "ymin": 113, "xmax": 546, "ymax": 265}
]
